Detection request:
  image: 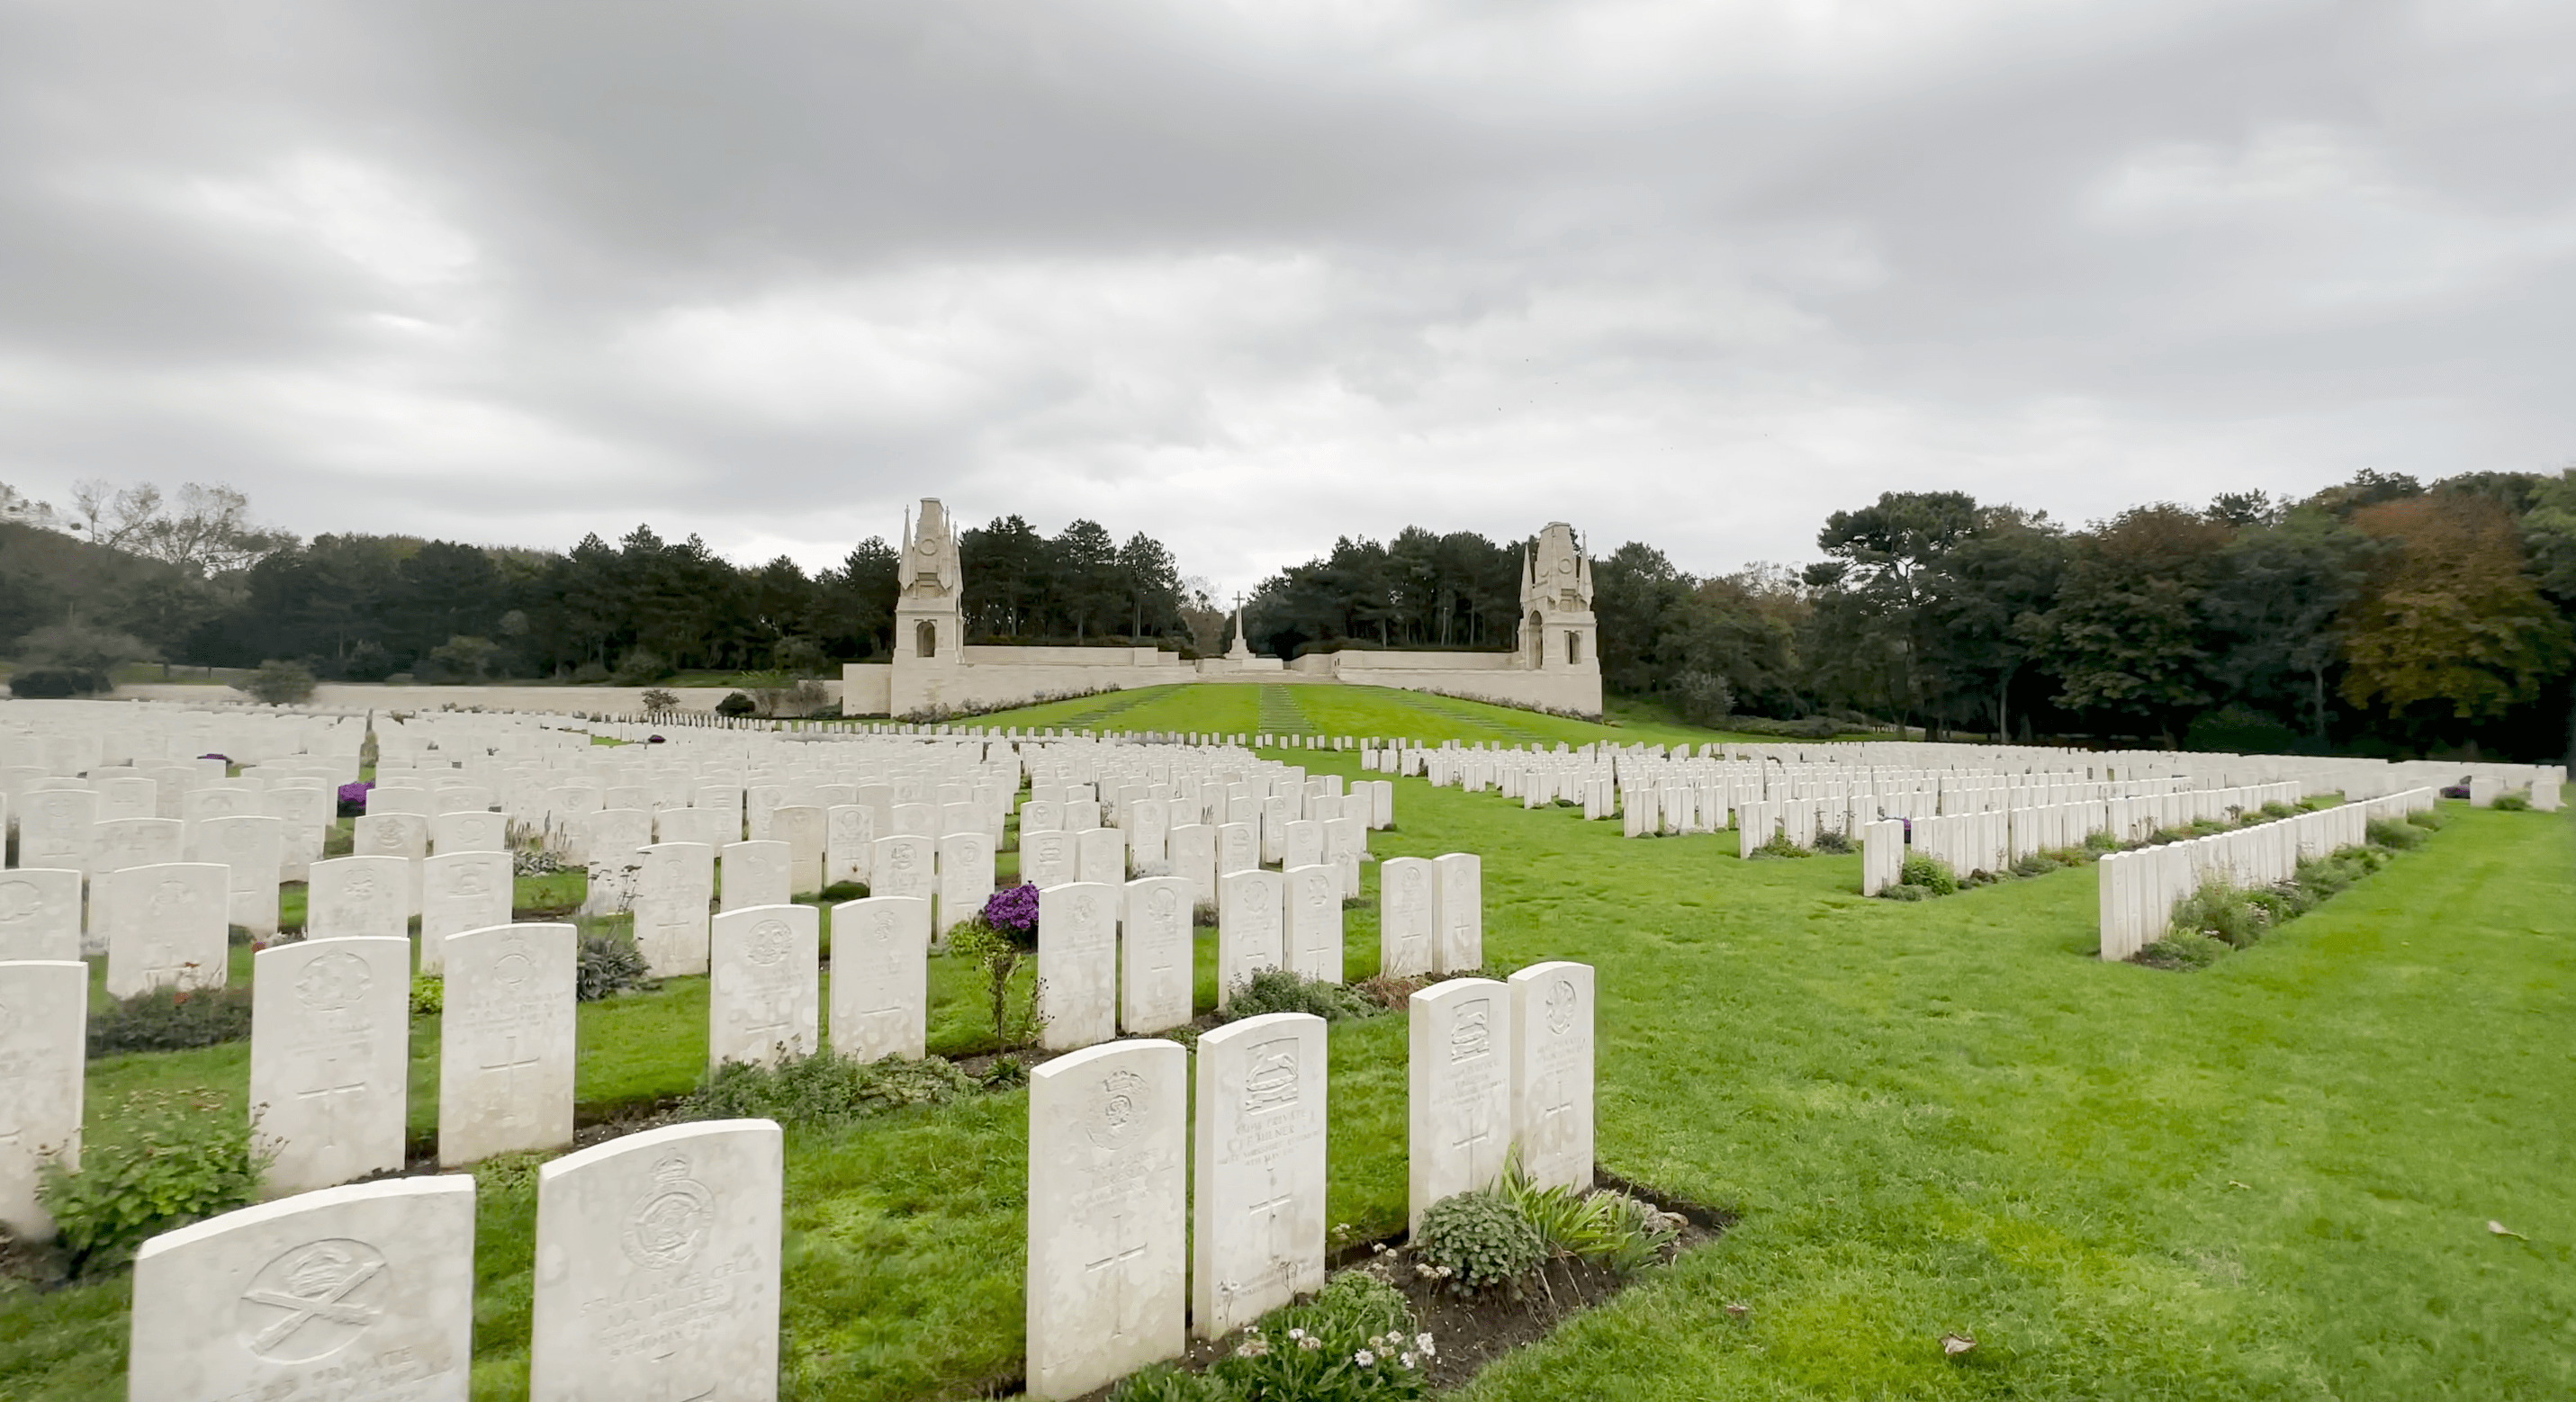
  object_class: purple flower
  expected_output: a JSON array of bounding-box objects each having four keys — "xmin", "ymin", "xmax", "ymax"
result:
[
  {"xmin": 983, "ymin": 883, "xmax": 1041, "ymax": 941},
  {"xmin": 200, "ymin": 752, "xmax": 230, "ymax": 763},
  {"xmin": 338, "ymin": 780, "xmax": 374, "ymax": 805}
]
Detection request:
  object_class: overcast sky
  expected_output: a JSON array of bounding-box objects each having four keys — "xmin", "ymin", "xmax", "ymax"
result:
[{"xmin": 4, "ymin": 1, "xmax": 2571, "ymax": 596}]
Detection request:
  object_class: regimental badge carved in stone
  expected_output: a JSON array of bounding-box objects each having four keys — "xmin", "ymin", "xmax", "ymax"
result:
[
  {"xmin": 622, "ymin": 1154, "xmax": 716, "ymax": 1271},
  {"xmin": 0, "ymin": 879, "xmax": 37, "ymax": 926},
  {"xmin": 1547, "ymin": 977, "xmax": 1579, "ymax": 1036},
  {"xmin": 295, "ymin": 951, "xmax": 373, "ymax": 1011},
  {"xmin": 1449, "ymin": 999, "xmax": 1492, "ymax": 1063},
  {"xmin": 235, "ymin": 1238, "xmax": 388, "ymax": 1362},
  {"xmin": 1243, "ymin": 1040, "xmax": 1299, "ymax": 1116},
  {"xmin": 494, "ymin": 939, "xmax": 536, "ymax": 989},
  {"xmin": 747, "ymin": 919, "xmax": 792, "ymax": 966},
  {"xmin": 1074, "ymin": 893, "xmax": 1101, "ymax": 929},
  {"xmin": 1087, "ymin": 1067, "xmax": 1149, "ymax": 1152}
]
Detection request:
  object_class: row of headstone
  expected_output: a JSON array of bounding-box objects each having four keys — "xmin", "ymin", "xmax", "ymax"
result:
[
  {"xmin": 1024, "ymin": 962, "xmax": 1596, "ymax": 1399},
  {"xmin": 125, "ymin": 1118, "xmax": 785, "ymax": 1402}
]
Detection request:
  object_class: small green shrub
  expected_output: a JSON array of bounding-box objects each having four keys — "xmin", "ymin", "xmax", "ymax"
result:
[
  {"xmin": 1109, "ymin": 1363, "xmax": 1232, "ymax": 1402},
  {"xmin": 1414, "ymin": 1188, "xmax": 1545, "ymax": 1295},
  {"xmin": 1215, "ymin": 967, "xmax": 1379, "ymax": 1025},
  {"xmin": 1207, "ymin": 1271, "xmax": 1432, "ymax": 1399},
  {"xmin": 575, "ymin": 933, "xmax": 653, "ymax": 1001},
  {"xmin": 2168, "ymin": 877, "xmax": 2270, "ymax": 949},
  {"xmin": 683, "ymin": 1047, "xmax": 977, "ymax": 1127},
  {"xmin": 2366, "ymin": 816, "xmax": 2427, "ymax": 850},
  {"xmin": 7, "ymin": 666, "xmax": 111, "ymax": 698},
  {"xmin": 88, "ymin": 984, "xmax": 256, "ymax": 1056},
  {"xmin": 716, "ymin": 690, "xmax": 758, "ymax": 717},
  {"xmin": 1748, "ymin": 830, "xmax": 1812, "ymax": 859},
  {"xmin": 818, "ymin": 880, "xmax": 868, "ymax": 902},
  {"xmin": 410, "ymin": 975, "xmax": 444, "ymax": 1017},
  {"xmin": 1495, "ymin": 1152, "xmax": 1680, "ymax": 1278},
  {"xmin": 2083, "ymin": 829, "xmax": 2120, "ymax": 853},
  {"xmin": 2408, "ymin": 805, "xmax": 2449, "ymax": 830},
  {"xmin": 1811, "ymin": 829, "xmax": 1856, "ymax": 855},
  {"xmin": 2490, "ymin": 791, "xmax": 2530, "ymax": 812},
  {"xmin": 2137, "ymin": 933, "xmax": 2229, "ymax": 971},
  {"xmin": 40, "ymin": 1089, "xmax": 269, "ymax": 1274},
  {"xmin": 1877, "ymin": 883, "xmax": 1931, "ymax": 902},
  {"xmin": 1897, "ymin": 853, "xmax": 1958, "ymax": 895},
  {"xmin": 242, "ymin": 660, "xmax": 318, "ymax": 705}
]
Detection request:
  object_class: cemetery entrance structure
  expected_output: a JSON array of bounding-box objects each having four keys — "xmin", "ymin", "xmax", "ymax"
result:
[{"xmin": 844, "ymin": 499, "xmax": 1603, "ymax": 718}]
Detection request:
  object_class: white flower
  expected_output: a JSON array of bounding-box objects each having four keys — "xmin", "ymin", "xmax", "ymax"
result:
[
  {"xmin": 1417, "ymin": 1332, "xmax": 1437, "ymax": 1356},
  {"xmin": 1299, "ymin": 1335, "xmax": 1322, "ymax": 1352},
  {"xmin": 1286, "ymin": 1328, "xmax": 1306, "ymax": 1341},
  {"xmin": 1356, "ymin": 1350, "xmax": 1377, "ymax": 1366},
  {"xmin": 1401, "ymin": 1352, "xmax": 1418, "ymax": 1368}
]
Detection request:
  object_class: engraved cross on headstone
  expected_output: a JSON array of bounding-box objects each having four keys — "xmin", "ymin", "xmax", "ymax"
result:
[
  {"xmin": 296, "ymin": 1048, "xmax": 369, "ymax": 1150},
  {"xmin": 481, "ymin": 1031, "xmax": 544, "ymax": 1126},
  {"xmin": 1450, "ymin": 1098, "xmax": 1495, "ymax": 1161},
  {"xmin": 1085, "ymin": 1211, "xmax": 1151, "ymax": 1342}
]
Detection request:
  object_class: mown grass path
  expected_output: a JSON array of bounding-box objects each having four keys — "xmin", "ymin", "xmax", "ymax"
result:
[{"xmin": 5, "ymin": 714, "xmax": 2568, "ymax": 1399}]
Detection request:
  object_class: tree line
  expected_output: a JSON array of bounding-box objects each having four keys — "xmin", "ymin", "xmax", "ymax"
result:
[{"xmin": 5, "ymin": 469, "xmax": 2571, "ymax": 760}]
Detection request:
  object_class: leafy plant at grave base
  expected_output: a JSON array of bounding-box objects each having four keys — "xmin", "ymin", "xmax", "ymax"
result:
[
  {"xmin": 2366, "ymin": 816, "xmax": 2427, "ymax": 850},
  {"xmin": 978, "ymin": 1054, "xmax": 1029, "ymax": 1090},
  {"xmin": 2257, "ymin": 801, "xmax": 2299, "ymax": 822},
  {"xmin": 513, "ymin": 847, "xmax": 565, "ymax": 876},
  {"xmin": 242, "ymin": 659, "xmax": 317, "ymax": 705},
  {"xmin": 2490, "ymin": 791, "xmax": 2531, "ymax": 811},
  {"xmin": 2407, "ymin": 805, "xmax": 2448, "ymax": 830},
  {"xmin": 1214, "ymin": 967, "xmax": 1380, "ymax": 1025},
  {"xmin": 1109, "ymin": 1362, "xmax": 1233, "ymax": 1402},
  {"xmin": 639, "ymin": 688, "xmax": 680, "ymax": 713},
  {"xmin": 818, "ymin": 880, "xmax": 868, "ymax": 902},
  {"xmin": 1891, "ymin": 852, "xmax": 1958, "ymax": 896},
  {"xmin": 575, "ymin": 933, "xmax": 654, "ymax": 1001},
  {"xmin": 1878, "ymin": 882, "xmax": 1932, "ymax": 902},
  {"xmin": 87, "ymin": 983, "xmax": 257, "ymax": 1056},
  {"xmin": 1204, "ymin": 1271, "xmax": 1433, "ymax": 1401},
  {"xmin": 2137, "ymin": 932, "xmax": 2230, "ymax": 971},
  {"xmin": 949, "ymin": 884, "xmax": 1043, "ymax": 1042},
  {"xmin": 2083, "ymin": 828, "xmax": 2121, "ymax": 852},
  {"xmin": 2168, "ymin": 877, "xmax": 2272, "ymax": 949},
  {"xmin": 683, "ymin": 1047, "xmax": 977, "ymax": 1128},
  {"xmin": 1749, "ymin": 831, "xmax": 1812, "ymax": 860},
  {"xmin": 410, "ymin": 974, "xmax": 444, "ymax": 1016},
  {"xmin": 1493, "ymin": 1151, "xmax": 1681, "ymax": 1278},
  {"xmin": 1412, "ymin": 1186, "xmax": 1547, "ymax": 1297},
  {"xmin": 1193, "ymin": 898, "xmax": 1219, "ymax": 928},
  {"xmin": 1811, "ymin": 828, "xmax": 1856, "ymax": 855},
  {"xmin": 716, "ymin": 690, "xmax": 758, "ymax": 717},
  {"xmin": 39, "ymin": 1088, "xmax": 269, "ymax": 1276}
]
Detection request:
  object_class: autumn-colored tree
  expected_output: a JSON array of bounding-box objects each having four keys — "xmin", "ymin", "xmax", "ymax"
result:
[{"xmin": 2339, "ymin": 496, "xmax": 2573, "ymax": 719}]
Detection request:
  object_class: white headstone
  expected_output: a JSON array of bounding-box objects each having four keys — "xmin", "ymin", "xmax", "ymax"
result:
[
  {"xmin": 1037, "ymin": 882, "xmax": 1119, "ymax": 1051},
  {"xmin": 772, "ymin": 804, "xmax": 827, "ymax": 895},
  {"xmin": 0, "ymin": 959, "xmax": 84, "ymax": 1236},
  {"xmin": 1432, "ymin": 852, "xmax": 1483, "ymax": 974},
  {"xmin": 827, "ymin": 895, "xmax": 929, "ymax": 1062},
  {"xmin": 251, "ymin": 936, "xmax": 411, "ymax": 1193},
  {"xmin": 1121, "ymin": 876, "xmax": 1194, "ymax": 1034},
  {"xmin": 308, "ymin": 855, "xmax": 411, "ymax": 942},
  {"xmin": 428, "ymin": 809, "xmax": 505, "ymax": 855},
  {"xmin": 100, "ymin": 861, "xmax": 230, "ymax": 998},
  {"xmin": 824, "ymin": 803, "xmax": 877, "ymax": 886},
  {"xmin": 1127, "ymin": 796, "xmax": 1171, "ymax": 869},
  {"xmin": 94, "ymin": 814, "xmax": 185, "ymax": 876},
  {"xmin": 633, "ymin": 841, "xmax": 716, "ymax": 978},
  {"xmin": 354, "ymin": 812, "xmax": 430, "ymax": 913},
  {"xmin": 709, "ymin": 904, "xmax": 820, "ymax": 1069},
  {"xmin": 719, "ymin": 840, "xmax": 792, "ymax": 912},
  {"xmin": 1025, "ymin": 1039, "xmax": 1187, "ymax": 1400},
  {"xmin": 14, "ymin": 787, "xmax": 95, "ymax": 870},
  {"xmin": 578, "ymin": 809, "xmax": 653, "ymax": 916},
  {"xmin": 1283, "ymin": 864, "xmax": 1344, "ymax": 984},
  {"xmin": 419, "ymin": 850, "xmax": 512, "ymax": 975},
  {"xmin": 1190, "ymin": 1011, "xmax": 1326, "ymax": 1338},
  {"xmin": 129, "ymin": 1175, "xmax": 476, "ymax": 1402},
  {"xmin": 936, "ymin": 831, "xmax": 995, "ymax": 937},
  {"xmin": 1076, "ymin": 824, "xmax": 1127, "ymax": 885},
  {"xmin": 438, "ymin": 922, "xmax": 576, "ymax": 1165},
  {"xmin": 1409, "ymin": 977, "xmax": 1512, "ymax": 1234},
  {"xmin": 1215, "ymin": 868, "xmax": 1286, "ymax": 1007},
  {"xmin": 1377, "ymin": 856, "xmax": 1436, "ymax": 978},
  {"xmin": 655, "ymin": 805, "xmax": 732, "ymax": 849},
  {"xmin": 1214, "ymin": 821, "xmax": 1256, "ymax": 877},
  {"xmin": 1168, "ymin": 823, "xmax": 1218, "ymax": 907},
  {"xmin": 0, "ymin": 868, "xmax": 82, "ymax": 962},
  {"xmin": 529, "ymin": 1119, "xmax": 784, "ymax": 1402},
  {"xmin": 1509, "ymin": 961, "xmax": 1595, "ymax": 1192},
  {"xmin": 1019, "ymin": 830, "xmax": 1078, "ymax": 889}
]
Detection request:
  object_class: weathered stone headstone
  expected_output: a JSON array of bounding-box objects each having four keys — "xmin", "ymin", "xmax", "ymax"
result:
[
  {"xmin": 92, "ymin": 813, "xmax": 184, "ymax": 876},
  {"xmin": 14, "ymin": 787, "xmax": 95, "ymax": 870},
  {"xmin": 419, "ymin": 850, "xmax": 511, "ymax": 975},
  {"xmin": 0, "ymin": 868, "xmax": 82, "ymax": 962},
  {"xmin": 1377, "ymin": 856, "xmax": 1436, "ymax": 978},
  {"xmin": 936, "ymin": 831, "xmax": 995, "ymax": 938},
  {"xmin": 827, "ymin": 894, "xmax": 929, "ymax": 1062},
  {"xmin": 0, "ymin": 959, "xmax": 84, "ymax": 1236},
  {"xmin": 101, "ymin": 861, "xmax": 230, "ymax": 998},
  {"xmin": 577, "ymin": 809, "xmax": 653, "ymax": 915},
  {"xmin": 824, "ymin": 803, "xmax": 876, "ymax": 886},
  {"xmin": 428, "ymin": 810, "xmax": 506, "ymax": 855},
  {"xmin": 1037, "ymin": 881, "xmax": 1119, "ymax": 1051},
  {"xmin": 355, "ymin": 812, "xmax": 430, "ymax": 912},
  {"xmin": 1166, "ymin": 822, "xmax": 1217, "ymax": 906},
  {"xmin": 1214, "ymin": 821, "xmax": 1256, "ymax": 877},
  {"xmin": 438, "ymin": 922, "xmax": 576, "ymax": 1165},
  {"xmin": 1323, "ymin": 814, "xmax": 1365, "ymax": 898},
  {"xmin": 1282, "ymin": 819, "xmax": 1324, "ymax": 872},
  {"xmin": 772, "ymin": 804, "xmax": 827, "ymax": 895},
  {"xmin": 130, "ymin": 1175, "xmax": 477, "ymax": 1402},
  {"xmin": 1020, "ymin": 829, "xmax": 1078, "ymax": 889},
  {"xmin": 191, "ymin": 813, "xmax": 286, "ymax": 939},
  {"xmin": 528, "ymin": 1119, "xmax": 784, "ymax": 1402},
  {"xmin": 1409, "ymin": 977, "xmax": 1512, "ymax": 1233},
  {"xmin": 869, "ymin": 831, "xmax": 936, "ymax": 905},
  {"xmin": 1025, "ymin": 1039, "xmax": 1186, "ymax": 1400},
  {"xmin": 633, "ymin": 840, "xmax": 716, "ymax": 977},
  {"xmin": 709, "ymin": 904, "xmax": 820, "ymax": 1069},
  {"xmin": 655, "ymin": 805, "xmax": 731, "ymax": 849},
  {"xmin": 308, "ymin": 854, "xmax": 411, "ymax": 943},
  {"xmin": 1191, "ymin": 1011, "xmax": 1326, "ymax": 1338},
  {"xmin": 1283, "ymin": 864, "xmax": 1343, "ymax": 984},
  {"xmin": 1076, "ymin": 824, "xmax": 1127, "ymax": 885},
  {"xmin": 1509, "ymin": 961, "xmax": 1595, "ymax": 1192},
  {"xmin": 1216, "ymin": 868, "xmax": 1286, "ymax": 1007},
  {"xmin": 719, "ymin": 840, "xmax": 791, "ymax": 912},
  {"xmin": 1127, "ymin": 796, "xmax": 1171, "ymax": 869},
  {"xmin": 1433, "ymin": 852, "xmax": 1483, "ymax": 974},
  {"xmin": 1121, "ymin": 876, "xmax": 1194, "ymax": 1034},
  {"xmin": 1019, "ymin": 798, "xmax": 1062, "ymax": 835},
  {"xmin": 251, "ymin": 936, "xmax": 411, "ymax": 1193}
]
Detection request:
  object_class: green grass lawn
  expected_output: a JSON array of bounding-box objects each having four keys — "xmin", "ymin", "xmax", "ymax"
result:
[{"xmin": 7, "ymin": 724, "xmax": 2570, "ymax": 1400}]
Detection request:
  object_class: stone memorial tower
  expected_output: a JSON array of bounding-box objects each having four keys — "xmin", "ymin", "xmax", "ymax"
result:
[
  {"xmin": 1518, "ymin": 522, "xmax": 1599, "ymax": 677},
  {"xmin": 892, "ymin": 499, "xmax": 966, "ymax": 715}
]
